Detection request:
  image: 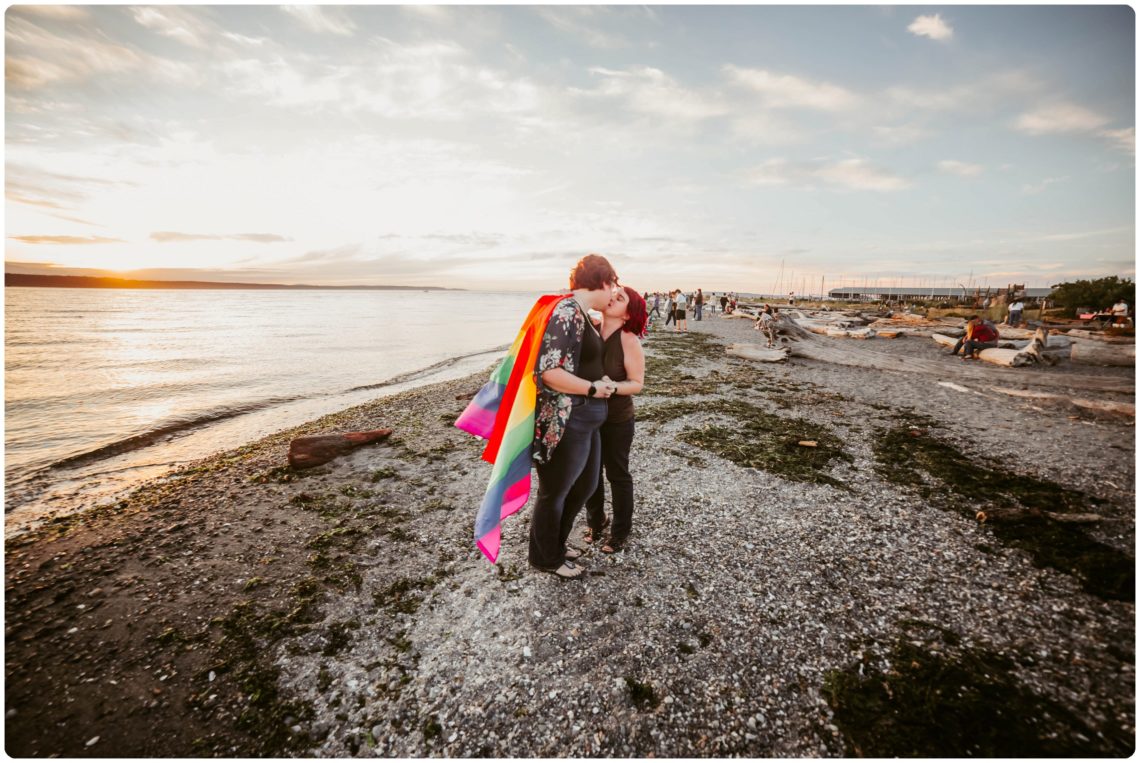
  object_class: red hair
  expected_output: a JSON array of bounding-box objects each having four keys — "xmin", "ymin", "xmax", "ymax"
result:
[
  {"xmin": 620, "ymin": 286, "xmax": 648, "ymax": 337},
  {"xmin": 569, "ymin": 253, "xmax": 619, "ymax": 290}
]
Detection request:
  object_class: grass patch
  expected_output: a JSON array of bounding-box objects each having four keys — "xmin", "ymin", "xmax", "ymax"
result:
[
  {"xmin": 873, "ymin": 423, "xmax": 1133, "ymax": 601},
  {"xmin": 823, "ymin": 628, "xmax": 1130, "ymax": 757}
]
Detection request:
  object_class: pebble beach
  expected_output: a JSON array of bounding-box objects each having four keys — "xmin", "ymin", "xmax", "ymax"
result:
[{"xmin": 4, "ymin": 311, "xmax": 1135, "ymax": 757}]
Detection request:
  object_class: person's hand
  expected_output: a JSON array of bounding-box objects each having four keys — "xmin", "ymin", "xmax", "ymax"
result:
[{"xmin": 592, "ymin": 379, "xmax": 616, "ymax": 398}]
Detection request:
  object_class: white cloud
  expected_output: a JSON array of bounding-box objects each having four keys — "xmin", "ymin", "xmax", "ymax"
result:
[
  {"xmin": 937, "ymin": 160, "xmax": 983, "ymax": 177},
  {"xmin": 818, "ymin": 159, "xmax": 910, "ymax": 191},
  {"xmin": 908, "ymin": 14, "xmax": 954, "ymax": 41},
  {"xmin": 536, "ymin": 7, "xmax": 643, "ymax": 49},
  {"xmin": 5, "ymin": 16, "xmax": 145, "ymax": 90},
  {"xmin": 280, "ymin": 6, "xmax": 356, "ymax": 36},
  {"xmin": 10, "ymin": 5, "xmax": 89, "ymax": 20},
  {"xmin": 723, "ymin": 65, "xmax": 859, "ymax": 111},
  {"xmin": 580, "ymin": 66, "xmax": 726, "ymax": 123},
  {"xmin": 1022, "ymin": 176, "xmax": 1066, "ymax": 194},
  {"xmin": 130, "ymin": 7, "xmax": 211, "ymax": 48},
  {"xmin": 1014, "ymin": 103, "xmax": 1109, "ymax": 135},
  {"xmin": 1099, "ymin": 127, "xmax": 1135, "ymax": 155},
  {"xmin": 872, "ymin": 123, "xmax": 931, "ymax": 145},
  {"xmin": 744, "ymin": 157, "xmax": 909, "ymax": 191}
]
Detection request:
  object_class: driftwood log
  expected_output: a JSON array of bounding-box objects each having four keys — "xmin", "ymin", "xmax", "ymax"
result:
[
  {"xmin": 725, "ymin": 343, "xmax": 789, "ymax": 362},
  {"xmin": 1069, "ymin": 340, "xmax": 1136, "ymax": 367},
  {"xmin": 990, "ymin": 387, "xmax": 1135, "ymax": 418},
  {"xmin": 288, "ymin": 429, "xmax": 393, "ymax": 469}
]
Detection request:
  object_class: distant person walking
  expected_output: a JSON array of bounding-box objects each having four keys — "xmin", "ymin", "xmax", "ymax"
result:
[
  {"xmin": 720, "ymin": 293, "xmax": 729, "ymax": 314},
  {"xmin": 583, "ymin": 286, "xmax": 647, "ymax": 554},
  {"xmin": 694, "ymin": 288, "xmax": 704, "ymax": 321},
  {"xmin": 664, "ymin": 291, "xmax": 675, "ymax": 328},
  {"xmin": 649, "ymin": 292, "xmax": 662, "ymax": 320}
]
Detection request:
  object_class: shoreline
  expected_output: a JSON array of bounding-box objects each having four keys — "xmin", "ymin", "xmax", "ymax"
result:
[
  {"xmin": 5, "ymin": 314, "xmax": 1134, "ymax": 757},
  {"xmin": 4, "ymin": 344, "xmax": 509, "ymax": 540}
]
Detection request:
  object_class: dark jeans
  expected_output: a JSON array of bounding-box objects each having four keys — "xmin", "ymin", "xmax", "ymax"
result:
[
  {"xmin": 528, "ymin": 396, "xmax": 607, "ymax": 568},
  {"xmin": 694, "ymin": 303, "xmax": 703, "ymax": 320},
  {"xmin": 1008, "ymin": 311, "xmax": 1021, "ymax": 327},
  {"xmin": 962, "ymin": 339, "xmax": 997, "ymax": 357},
  {"xmin": 584, "ymin": 417, "xmax": 636, "ymax": 543}
]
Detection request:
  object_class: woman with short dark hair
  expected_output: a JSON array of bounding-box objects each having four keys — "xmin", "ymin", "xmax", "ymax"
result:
[{"xmin": 529, "ymin": 254, "xmax": 620, "ymax": 578}]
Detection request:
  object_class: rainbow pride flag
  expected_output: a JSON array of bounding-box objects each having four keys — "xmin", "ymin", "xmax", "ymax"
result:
[{"xmin": 455, "ymin": 294, "xmax": 569, "ymax": 562}]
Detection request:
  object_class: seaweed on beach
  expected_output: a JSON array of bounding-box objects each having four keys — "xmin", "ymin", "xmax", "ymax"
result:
[
  {"xmin": 642, "ymin": 398, "xmax": 851, "ymax": 486},
  {"xmin": 873, "ymin": 423, "xmax": 1134, "ymax": 601},
  {"xmin": 823, "ymin": 627, "xmax": 1131, "ymax": 757}
]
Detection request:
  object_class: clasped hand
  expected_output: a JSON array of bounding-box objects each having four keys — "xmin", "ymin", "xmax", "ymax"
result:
[{"xmin": 592, "ymin": 375, "xmax": 617, "ymax": 398}]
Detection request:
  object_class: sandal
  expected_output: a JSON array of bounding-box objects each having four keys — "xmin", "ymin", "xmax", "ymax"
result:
[
  {"xmin": 601, "ymin": 537, "xmax": 626, "ymax": 554},
  {"xmin": 564, "ymin": 546, "xmax": 583, "ymax": 561},
  {"xmin": 583, "ymin": 518, "xmax": 610, "ymax": 545},
  {"xmin": 533, "ymin": 561, "xmax": 585, "ymax": 580}
]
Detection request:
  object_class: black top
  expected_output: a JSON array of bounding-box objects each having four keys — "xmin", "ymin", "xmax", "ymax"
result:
[
  {"xmin": 575, "ymin": 305, "xmax": 604, "ymax": 382},
  {"xmin": 601, "ymin": 329, "xmax": 634, "ymax": 423}
]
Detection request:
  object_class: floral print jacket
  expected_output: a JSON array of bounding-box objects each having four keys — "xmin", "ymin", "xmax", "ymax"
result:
[{"xmin": 533, "ymin": 296, "xmax": 587, "ymax": 464}]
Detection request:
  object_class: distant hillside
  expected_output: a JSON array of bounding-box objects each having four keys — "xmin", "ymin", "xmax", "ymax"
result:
[{"xmin": 5, "ymin": 274, "xmax": 457, "ymax": 291}]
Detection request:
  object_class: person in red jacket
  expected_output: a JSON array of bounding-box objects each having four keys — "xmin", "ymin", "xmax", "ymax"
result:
[{"xmin": 960, "ymin": 315, "xmax": 999, "ymax": 360}]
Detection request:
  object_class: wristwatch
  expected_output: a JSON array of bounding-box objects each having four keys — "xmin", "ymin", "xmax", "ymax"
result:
[{"xmin": 587, "ymin": 382, "xmax": 597, "ymax": 397}]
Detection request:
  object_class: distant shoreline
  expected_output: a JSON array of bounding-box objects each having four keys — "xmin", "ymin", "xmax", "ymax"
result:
[{"xmin": 4, "ymin": 273, "xmax": 461, "ymax": 291}]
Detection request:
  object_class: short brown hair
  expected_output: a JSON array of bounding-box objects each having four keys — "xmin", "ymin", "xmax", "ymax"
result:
[{"xmin": 569, "ymin": 254, "xmax": 618, "ymax": 290}]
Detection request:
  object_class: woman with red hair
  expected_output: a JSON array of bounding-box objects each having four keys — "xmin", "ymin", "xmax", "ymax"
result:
[
  {"xmin": 528, "ymin": 254, "xmax": 620, "ymax": 579},
  {"xmin": 582, "ymin": 285, "xmax": 647, "ymax": 553}
]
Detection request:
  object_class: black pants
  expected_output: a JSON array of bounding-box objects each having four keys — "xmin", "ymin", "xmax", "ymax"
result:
[
  {"xmin": 584, "ymin": 417, "xmax": 635, "ymax": 543},
  {"xmin": 528, "ymin": 397, "xmax": 607, "ymax": 568}
]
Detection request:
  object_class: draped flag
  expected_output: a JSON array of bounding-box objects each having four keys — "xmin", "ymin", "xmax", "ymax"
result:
[{"xmin": 455, "ymin": 294, "xmax": 569, "ymax": 562}]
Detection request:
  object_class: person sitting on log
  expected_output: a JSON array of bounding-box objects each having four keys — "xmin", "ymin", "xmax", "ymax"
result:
[{"xmin": 958, "ymin": 315, "xmax": 999, "ymax": 360}]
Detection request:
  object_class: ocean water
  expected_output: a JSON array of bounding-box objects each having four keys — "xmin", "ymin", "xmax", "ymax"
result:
[{"xmin": 4, "ymin": 287, "xmax": 541, "ymax": 535}]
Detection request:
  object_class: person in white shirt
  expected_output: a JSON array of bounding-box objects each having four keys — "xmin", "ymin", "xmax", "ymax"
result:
[
  {"xmin": 1007, "ymin": 300, "xmax": 1024, "ymax": 328},
  {"xmin": 1111, "ymin": 299, "xmax": 1130, "ymax": 327},
  {"xmin": 673, "ymin": 289, "xmax": 688, "ymax": 332}
]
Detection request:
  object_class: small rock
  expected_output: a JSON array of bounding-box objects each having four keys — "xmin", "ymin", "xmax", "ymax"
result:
[
  {"xmin": 371, "ymin": 724, "xmax": 384, "ymax": 740},
  {"xmin": 522, "ymin": 646, "xmax": 532, "ymax": 659},
  {"xmin": 85, "ymin": 736, "xmax": 99, "ymax": 747},
  {"xmin": 5, "ymin": 709, "xmax": 16, "ymax": 719},
  {"xmin": 208, "ymin": 671, "xmax": 216, "ymax": 683}
]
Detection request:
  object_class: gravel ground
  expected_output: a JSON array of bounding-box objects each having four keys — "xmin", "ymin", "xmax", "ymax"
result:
[{"xmin": 5, "ymin": 310, "xmax": 1135, "ymax": 757}]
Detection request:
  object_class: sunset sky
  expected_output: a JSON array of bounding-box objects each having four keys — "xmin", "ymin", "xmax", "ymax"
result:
[{"xmin": 5, "ymin": 5, "xmax": 1135, "ymax": 292}]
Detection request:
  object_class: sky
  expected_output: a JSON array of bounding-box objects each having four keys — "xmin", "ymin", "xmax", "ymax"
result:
[{"xmin": 5, "ymin": 4, "xmax": 1136, "ymax": 293}]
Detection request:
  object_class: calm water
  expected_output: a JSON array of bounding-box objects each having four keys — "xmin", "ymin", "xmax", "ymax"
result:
[{"xmin": 4, "ymin": 287, "xmax": 540, "ymax": 535}]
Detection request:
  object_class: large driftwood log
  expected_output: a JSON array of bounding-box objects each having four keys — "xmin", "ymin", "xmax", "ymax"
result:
[
  {"xmin": 1065, "ymin": 329, "xmax": 1135, "ymax": 344},
  {"xmin": 726, "ymin": 343, "xmax": 789, "ymax": 362},
  {"xmin": 1069, "ymin": 340, "xmax": 1136, "ymax": 367},
  {"xmin": 288, "ymin": 429, "xmax": 393, "ymax": 469},
  {"xmin": 989, "ymin": 387, "xmax": 1135, "ymax": 417}
]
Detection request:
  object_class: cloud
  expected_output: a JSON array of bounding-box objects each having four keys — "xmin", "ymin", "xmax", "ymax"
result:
[
  {"xmin": 5, "ymin": 16, "xmax": 145, "ymax": 90},
  {"xmin": 580, "ymin": 66, "xmax": 726, "ymax": 123},
  {"xmin": 9, "ymin": 6, "xmax": 90, "ymax": 21},
  {"xmin": 908, "ymin": 14, "xmax": 954, "ymax": 41},
  {"xmin": 130, "ymin": 7, "xmax": 211, "ymax": 48},
  {"xmin": 10, "ymin": 235, "xmax": 125, "ymax": 245},
  {"xmin": 937, "ymin": 160, "xmax": 984, "ymax": 177},
  {"xmin": 1014, "ymin": 103, "xmax": 1109, "ymax": 135},
  {"xmin": 150, "ymin": 232, "xmax": 291, "ymax": 243},
  {"xmin": 536, "ymin": 7, "xmax": 638, "ymax": 49},
  {"xmin": 1022, "ymin": 176, "xmax": 1066, "ymax": 194},
  {"xmin": 745, "ymin": 157, "xmax": 909, "ymax": 191},
  {"xmin": 723, "ymin": 65, "xmax": 859, "ymax": 111},
  {"xmin": 280, "ymin": 6, "xmax": 356, "ymax": 36},
  {"xmin": 872, "ymin": 123, "xmax": 931, "ymax": 145},
  {"xmin": 1099, "ymin": 127, "xmax": 1135, "ymax": 155}
]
